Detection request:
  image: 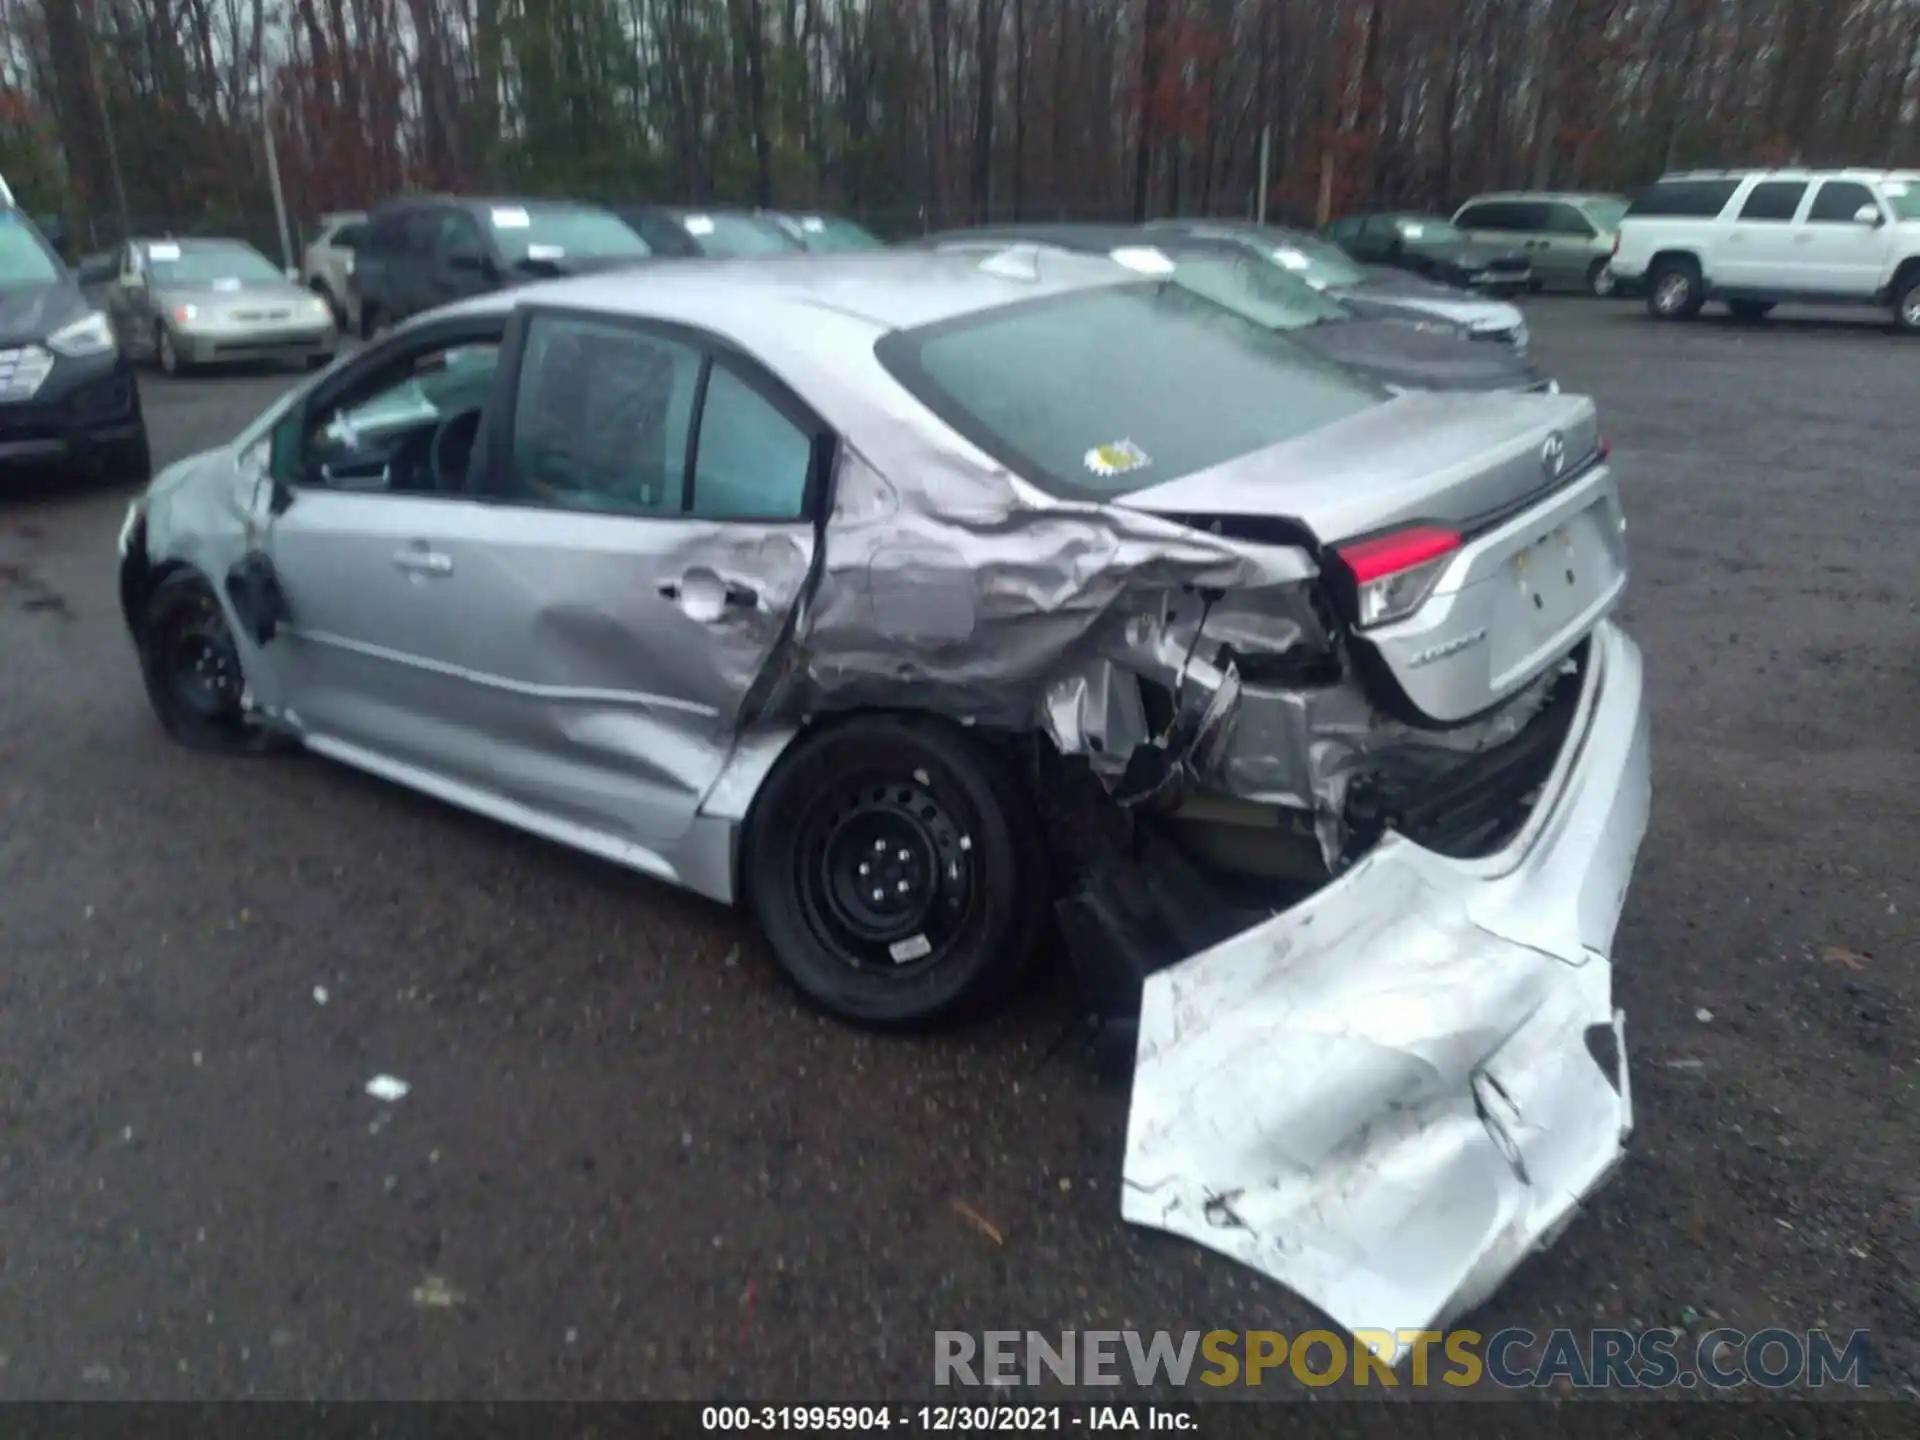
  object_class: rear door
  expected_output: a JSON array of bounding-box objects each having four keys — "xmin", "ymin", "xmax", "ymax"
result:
[
  {"xmin": 1453, "ymin": 200, "xmax": 1521, "ymax": 253},
  {"xmin": 438, "ymin": 306, "xmax": 825, "ymax": 858},
  {"xmin": 1537, "ymin": 202, "xmax": 1599, "ymax": 287},
  {"xmin": 1721, "ymin": 179, "xmax": 1810, "ymax": 288}
]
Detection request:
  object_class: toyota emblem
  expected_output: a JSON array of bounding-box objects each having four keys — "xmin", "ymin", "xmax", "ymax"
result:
[{"xmin": 1541, "ymin": 431, "xmax": 1567, "ymax": 480}]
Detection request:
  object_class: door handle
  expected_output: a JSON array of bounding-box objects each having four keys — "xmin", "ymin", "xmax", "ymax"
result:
[
  {"xmin": 393, "ymin": 546, "xmax": 453, "ymax": 577},
  {"xmin": 657, "ymin": 577, "xmax": 757, "ymax": 607},
  {"xmin": 658, "ymin": 571, "xmax": 759, "ymax": 621}
]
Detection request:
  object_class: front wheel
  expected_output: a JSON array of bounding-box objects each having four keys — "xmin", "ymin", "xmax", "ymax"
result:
[
  {"xmin": 137, "ymin": 571, "xmax": 277, "ymax": 753},
  {"xmin": 743, "ymin": 715, "xmax": 1050, "ymax": 1027},
  {"xmin": 1894, "ymin": 274, "xmax": 1920, "ymax": 335}
]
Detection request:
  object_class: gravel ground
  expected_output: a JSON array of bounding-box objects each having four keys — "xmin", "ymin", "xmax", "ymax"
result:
[{"xmin": 0, "ymin": 299, "xmax": 1914, "ymax": 1402}]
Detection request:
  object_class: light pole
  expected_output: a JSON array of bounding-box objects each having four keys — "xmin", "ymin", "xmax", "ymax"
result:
[
  {"xmin": 84, "ymin": 28, "xmax": 131, "ymax": 240},
  {"xmin": 261, "ymin": 77, "xmax": 295, "ymax": 271}
]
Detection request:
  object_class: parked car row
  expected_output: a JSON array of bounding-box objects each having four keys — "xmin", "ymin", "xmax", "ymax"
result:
[{"xmin": 302, "ymin": 197, "xmax": 886, "ymax": 340}]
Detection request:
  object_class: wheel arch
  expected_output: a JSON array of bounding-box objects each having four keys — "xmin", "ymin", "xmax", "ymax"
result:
[
  {"xmin": 1889, "ymin": 254, "xmax": 1920, "ymax": 298},
  {"xmin": 1647, "ymin": 248, "xmax": 1704, "ymax": 277}
]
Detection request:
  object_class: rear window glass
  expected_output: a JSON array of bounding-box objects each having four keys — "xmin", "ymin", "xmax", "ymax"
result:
[
  {"xmin": 878, "ymin": 283, "xmax": 1383, "ymax": 500},
  {"xmin": 1626, "ymin": 180, "xmax": 1741, "ymax": 219}
]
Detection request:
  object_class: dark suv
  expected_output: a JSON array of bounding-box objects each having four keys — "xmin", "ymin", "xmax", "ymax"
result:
[
  {"xmin": 352, "ymin": 196, "xmax": 652, "ymax": 337},
  {"xmin": 1, "ymin": 209, "xmax": 148, "ymax": 485}
]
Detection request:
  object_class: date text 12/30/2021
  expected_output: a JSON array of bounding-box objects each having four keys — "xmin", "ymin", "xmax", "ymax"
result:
[{"xmin": 701, "ymin": 1407, "xmax": 1200, "ymax": 1432}]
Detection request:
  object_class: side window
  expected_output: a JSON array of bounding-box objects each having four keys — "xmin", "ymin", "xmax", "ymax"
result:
[
  {"xmin": 507, "ymin": 314, "xmax": 701, "ymax": 515},
  {"xmin": 334, "ymin": 223, "xmax": 366, "ymax": 250},
  {"xmin": 436, "ymin": 212, "xmax": 485, "ymax": 264},
  {"xmin": 690, "ymin": 366, "xmax": 813, "ymax": 521},
  {"xmin": 402, "ymin": 212, "xmax": 441, "ymax": 257},
  {"xmin": 1627, "ymin": 179, "xmax": 1741, "ymax": 219},
  {"xmin": 1544, "ymin": 203, "xmax": 1594, "ymax": 236},
  {"xmin": 1739, "ymin": 181, "xmax": 1808, "ymax": 222},
  {"xmin": 293, "ymin": 339, "xmax": 503, "ymax": 493},
  {"xmin": 1456, "ymin": 203, "xmax": 1502, "ymax": 231},
  {"xmin": 1806, "ymin": 181, "xmax": 1879, "ymax": 223}
]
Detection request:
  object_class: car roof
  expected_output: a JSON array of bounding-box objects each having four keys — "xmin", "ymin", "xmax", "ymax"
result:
[
  {"xmin": 371, "ymin": 195, "xmax": 607, "ymax": 216},
  {"xmin": 1459, "ymin": 191, "xmax": 1626, "ymax": 205},
  {"xmin": 439, "ymin": 246, "xmax": 1139, "ymax": 335},
  {"xmin": 133, "ymin": 236, "xmax": 255, "ymax": 250},
  {"xmin": 1652, "ymin": 168, "xmax": 1906, "ymax": 183},
  {"xmin": 925, "ymin": 222, "xmax": 1153, "ymax": 253}
]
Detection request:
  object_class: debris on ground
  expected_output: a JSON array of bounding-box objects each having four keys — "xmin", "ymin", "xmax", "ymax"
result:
[
  {"xmin": 1695, "ymin": 1007, "xmax": 1714, "ymax": 1023},
  {"xmin": 313, "ymin": 986, "xmax": 329, "ymax": 1005},
  {"xmin": 365, "ymin": 1075, "xmax": 410, "ymax": 1102},
  {"xmin": 412, "ymin": 1275, "xmax": 463, "ymax": 1308},
  {"xmin": 1820, "ymin": 944, "xmax": 1872, "ymax": 972},
  {"xmin": 951, "ymin": 1199, "xmax": 1005, "ymax": 1246}
]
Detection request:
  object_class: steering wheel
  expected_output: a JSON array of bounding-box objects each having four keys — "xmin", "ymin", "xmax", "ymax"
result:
[{"xmin": 429, "ymin": 408, "xmax": 485, "ymax": 493}]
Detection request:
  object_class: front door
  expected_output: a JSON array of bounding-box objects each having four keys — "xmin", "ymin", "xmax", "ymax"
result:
[
  {"xmin": 262, "ymin": 318, "xmax": 513, "ymax": 792},
  {"xmin": 1797, "ymin": 180, "xmax": 1893, "ymax": 294},
  {"xmin": 446, "ymin": 307, "xmax": 823, "ymax": 857},
  {"xmin": 108, "ymin": 243, "xmax": 157, "ymax": 356}
]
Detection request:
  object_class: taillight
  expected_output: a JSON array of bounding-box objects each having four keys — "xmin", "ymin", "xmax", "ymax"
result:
[
  {"xmin": 1336, "ymin": 525, "xmax": 1462, "ymax": 629},
  {"xmin": 1598, "ymin": 433, "xmax": 1612, "ymax": 460},
  {"xmin": 1611, "ymin": 232, "xmax": 1620, "ymax": 257}
]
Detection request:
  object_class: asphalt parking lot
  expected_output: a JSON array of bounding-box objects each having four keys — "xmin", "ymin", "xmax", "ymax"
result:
[{"xmin": 1, "ymin": 298, "xmax": 1915, "ymax": 1401}]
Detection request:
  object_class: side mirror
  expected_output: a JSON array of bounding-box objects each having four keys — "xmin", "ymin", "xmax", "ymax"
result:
[{"xmin": 1853, "ymin": 204, "xmax": 1884, "ymax": 227}]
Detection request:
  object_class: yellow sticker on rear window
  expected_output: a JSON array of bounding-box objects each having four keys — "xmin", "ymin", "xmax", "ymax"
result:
[{"xmin": 1084, "ymin": 440, "xmax": 1151, "ymax": 477}]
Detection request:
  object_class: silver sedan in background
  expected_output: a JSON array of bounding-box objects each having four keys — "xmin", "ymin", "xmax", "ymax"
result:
[{"xmin": 98, "ymin": 237, "xmax": 336, "ymax": 375}]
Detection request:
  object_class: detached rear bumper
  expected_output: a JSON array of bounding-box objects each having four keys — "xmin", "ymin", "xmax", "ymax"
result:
[{"xmin": 1121, "ymin": 620, "xmax": 1650, "ymax": 1361}]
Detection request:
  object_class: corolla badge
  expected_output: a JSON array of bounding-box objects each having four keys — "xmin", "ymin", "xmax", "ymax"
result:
[{"xmin": 1541, "ymin": 430, "xmax": 1567, "ymax": 480}]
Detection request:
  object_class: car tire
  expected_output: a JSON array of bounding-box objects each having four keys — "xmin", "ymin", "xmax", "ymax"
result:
[
  {"xmin": 136, "ymin": 570, "xmax": 279, "ymax": 754},
  {"xmin": 155, "ymin": 324, "xmax": 189, "ymax": 376},
  {"xmin": 1894, "ymin": 273, "xmax": 1920, "ymax": 335},
  {"xmin": 743, "ymin": 714, "xmax": 1050, "ymax": 1028},
  {"xmin": 1587, "ymin": 259, "xmax": 1617, "ymax": 298},
  {"xmin": 1646, "ymin": 259, "xmax": 1704, "ymax": 320},
  {"xmin": 1727, "ymin": 299, "xmax": 1775, "ymax": 322}
]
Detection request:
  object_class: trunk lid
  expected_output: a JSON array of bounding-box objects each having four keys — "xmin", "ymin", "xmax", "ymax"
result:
[{"xmin": 1116, "ymin": 390, "xmax": 1629, "ymax": 725}]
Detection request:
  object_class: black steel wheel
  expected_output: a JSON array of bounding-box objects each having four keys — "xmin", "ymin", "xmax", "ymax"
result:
[
  {"xmin": 137, "ymin": 570, "xmax": 276, "ymax": 753},
  {"xmin": 744, "ymin": 715, "xmax": 1049, "ymax": 1027}
]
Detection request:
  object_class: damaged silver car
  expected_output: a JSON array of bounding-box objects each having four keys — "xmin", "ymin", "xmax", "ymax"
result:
[{"xmin": 116, "ymin": 248, "xmax": 1649, "ymax": 1351}]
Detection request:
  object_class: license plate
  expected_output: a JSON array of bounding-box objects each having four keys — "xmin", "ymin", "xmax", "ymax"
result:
[{"xmin": 1511, "ymin": 523, "xmax": 1588, "ymax": 626}]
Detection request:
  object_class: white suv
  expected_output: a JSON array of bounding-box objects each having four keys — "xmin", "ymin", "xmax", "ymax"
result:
[{"xmin": 1610, "ymin": 169, "xmax": 1920, "ymax": 331}]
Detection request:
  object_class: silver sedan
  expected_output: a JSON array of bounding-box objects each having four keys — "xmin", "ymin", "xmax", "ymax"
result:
[
  {"xmin": 103, "ymin": 237, "xmax": 336, "ymax": 375},
  {"xmin": 115, "ymin": 249, "xmax": 1647, "ymax": 1350}
]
